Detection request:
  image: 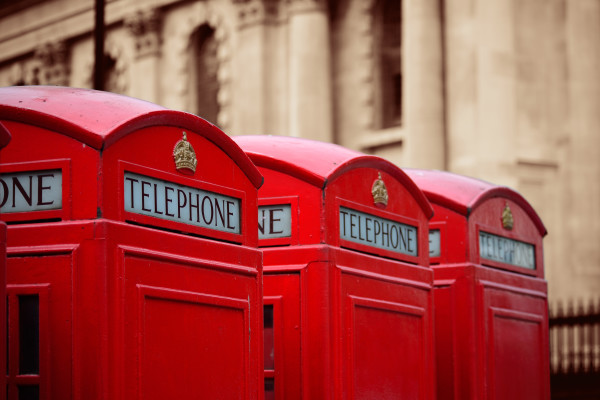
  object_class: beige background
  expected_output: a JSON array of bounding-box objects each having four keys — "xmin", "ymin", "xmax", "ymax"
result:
[{"xmin": 1, "ymin": 0, "xmax": 598, "ymax": 306}]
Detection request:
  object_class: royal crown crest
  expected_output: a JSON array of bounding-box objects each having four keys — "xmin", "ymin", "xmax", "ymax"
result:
[
  {"xmin": 502, "ymin": 202, "xmax": 514, "ymax": 230},
  {"xmin": 173, "ymin": 132, "xmax": 197, "ymax": 175},
  {"xmin": 371, "ymin": 172, "xmax": 388, "ymax": 207}
]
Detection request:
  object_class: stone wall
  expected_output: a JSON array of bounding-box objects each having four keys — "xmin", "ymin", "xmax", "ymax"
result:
[{"xmin": 0, "ymin": 0, "xmax": 598, "ymax": 303}]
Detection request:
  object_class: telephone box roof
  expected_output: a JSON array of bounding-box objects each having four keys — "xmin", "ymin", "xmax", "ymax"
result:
[
  {"xmin": 405, "ymin": 168, "xmax": 547, "ymax": 236},
  {"xmin": 0, "ymin": 86, "xmax": 262, "ymax": 188},
  {"xmin": 0, "ymin": 121, "xmax": 11, "ymax": 149},
  {"xmin": 235, "ymin": 135, "xmax": 433, "ymax": 218}
]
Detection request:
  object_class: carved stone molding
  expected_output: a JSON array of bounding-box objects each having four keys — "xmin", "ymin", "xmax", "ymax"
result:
[
  {"xmin": 5, "ymin": 62, "xmax": 31, "ymax": 86},
  {"xmin": 287, "ymin": 0, "xmax": 327, "ymax": 15},
  {"xmin": 83, "ymin": 38, "xmax": 128, "ymax": 94},
  {"xmin": 125, "ymin": 8, "xmax": 162, "ymax": 58},
  {"xmin": 34, "ymin": 41, "xmax": 70, "ymax": 86},
  {"xmin": 165, "ymin": 3, "xmax": 232, "ymax": 130},
  {"xmin": 103, "ymin": 39, "xmax": 129, "ymax": 94},
  {"xmin": 234, "ymin": 0, "xmax": 281, "ymax": 29},
  {"xmin": 6, "ymin": 62, "xmax": 39, "ymax": 86}
]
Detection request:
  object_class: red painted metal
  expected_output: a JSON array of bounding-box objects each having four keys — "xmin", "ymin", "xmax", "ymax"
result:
[
  {"xmin": 0, "ymin": 121, "xmax": 11, "ymax": 400},
  {"xmin": 405, "ymin": 168, "xmax": 550, "ymax": 400},
  {"xmin": 0, "ymin": 121, "xmax": 10, "ymax": 148},
  {"xmin": 0, "ymin": 86, "xmax": 264, "ymax": 400},
  {"xmin": 0, "ymin": 86, "xmax": 262, "ymax": 187},
  {"xmin": 235, "ymin": 136, "xmax": 436, "ymax": 400}
]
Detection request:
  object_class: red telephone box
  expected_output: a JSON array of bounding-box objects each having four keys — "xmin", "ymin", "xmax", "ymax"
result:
[
  {"xmin": 404, "ymin": 169, "xmax": 549, "ymax": 400},
  {"xmin": 0, "ymin": 86, "xmax": 264, "ymax": 400},
  {"xmin": 0, "ymin": 121, "xmax": 11, "ymax": 399},
  {"xmin": 234, "ymin": 136, "xmax": 436, "ymax": 400}
]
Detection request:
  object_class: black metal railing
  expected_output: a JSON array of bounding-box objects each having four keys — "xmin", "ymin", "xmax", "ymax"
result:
[{"xmin": 550, "ymin": 298, "xmax": 600, "ymax": 399}]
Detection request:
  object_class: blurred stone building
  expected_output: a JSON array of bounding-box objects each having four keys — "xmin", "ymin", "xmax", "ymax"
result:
[{"xmin": 0, "ymin": 0, "xmax": 598, "ymax": 305}]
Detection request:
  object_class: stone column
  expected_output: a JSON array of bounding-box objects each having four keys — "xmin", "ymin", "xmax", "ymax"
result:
[
  {"xmin": 234, "ymin": 0, "xmax": 280, "ymax": 134},
  {"xmin": 445, "ymin": 0, "xmax": 517, "ymax": 184},
  {"xmin": 288, "ymin": 0, "xmax": 332, "ymax": 141},
  {"xmin": 125, "ymin": 9, "xmax": 162, "ymax": 103},
  {"xmin": 563, "ymin": 0, "xmax": 600, "ymax": 298},
  {"xmin": 403, "ymin": 0, "xmax": 445, "ymax": 169},
  {"xmin": 444, "ymin": 0, "xmax": 477, "ymax": 175}
]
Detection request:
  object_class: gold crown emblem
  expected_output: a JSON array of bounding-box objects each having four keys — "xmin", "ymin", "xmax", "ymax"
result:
[
  {"xmin": 173, "ymin": 132, "xmax": 197, "ymax": 175},
  {"xmin": 371, "ymin": 172, "xmax": 388, "ymax": 207},
  {"xmin": 502, "ymin": 202, "xmax": 514, "ymax": 230}
]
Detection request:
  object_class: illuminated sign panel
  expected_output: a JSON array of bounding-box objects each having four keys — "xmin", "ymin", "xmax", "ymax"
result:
[
  {"xmin": 339, "ymin": 206, "xmax": 418, "ymax": 257},
  {"xmin": 258, "ymin": 204, "xmax": 291, "ymax": 239},
  {"xmin": 0, "ymin": 170, "xmax": 62, "ymax": 213},
  {"xmin": 479, "ymin": 231, "xmax": 535, "ymax": 270},
  {"xmin": 124, "ymin": 172, "xmax": 240, "ymax": 234}
]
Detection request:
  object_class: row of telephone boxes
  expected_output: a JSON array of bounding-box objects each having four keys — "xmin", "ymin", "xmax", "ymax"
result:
[{"xmin": 0, "ymin": 86, "xmax": 549, "ymax": 400}]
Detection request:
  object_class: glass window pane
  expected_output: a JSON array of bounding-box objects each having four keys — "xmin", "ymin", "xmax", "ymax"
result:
[
  {"xmin": 264, "ymin": 305, "xmax": 274, "ymax": 370},
  {"xmin": 191, "ymin": 24, "xmax": 219, "ymax": 124},
  {"xmin": 18, "ymin": 385, "xmax": 39, "ymax": 400},
  {"xmin": 6, "ymin": 297, "xmax": 9, "ymax": 375},
  {"xmin": 379, "ymin": 0, "xmax": 402, "ymax": 127},
  {"xmin": 264, "ymin": 377, "xmax": 275, "ymax": 400},
  {"xmin": 18, "ymin": 295, "xmax": 39, "ymax": 375}
]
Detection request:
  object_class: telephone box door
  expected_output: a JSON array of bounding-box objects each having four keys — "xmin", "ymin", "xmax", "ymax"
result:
[{"xmin": 263, "ymin": 273, "xmax": 301, "ymax": 400}]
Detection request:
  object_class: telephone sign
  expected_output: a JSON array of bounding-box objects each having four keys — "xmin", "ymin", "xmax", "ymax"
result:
[
  {"xmin": 478, "ymin": 231, "xmax": 535, "ymax": 269},
  {"xmin": 258, "ymin": 204, "xmax": 291, "ymax": 239},
  {"xmin": 339, "ymin": 206, "xmax": 418, "ymax": 256},
  {"xmin": 429, "ymin": 229, "xmax": 441, "ymax": 258},
  {"xmin": 0, "ymin": 169, "xmax": 62, "ymax": 213},
  {"xmin": 124, "ymin": 171, "xmax": 241, "ymax": 234}
]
